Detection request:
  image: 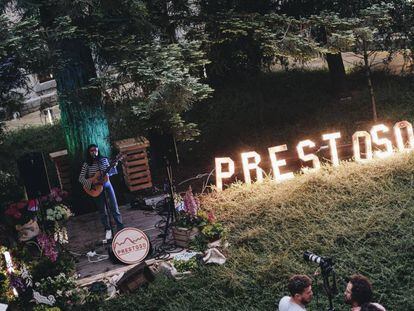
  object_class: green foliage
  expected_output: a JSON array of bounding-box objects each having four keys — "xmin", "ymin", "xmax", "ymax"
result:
[
  {"xmin": 34, "ymin": 273, "xmax": 88, "ymax": 309},
  {"xmin": 0, "ymin": 170, "xmax": 21, "ymax": 205},
  {"xmin": 172, "ymin": 257, "xmax": 199, "ymax": 273},
  {"xmin": 188, "ymin": 234, "xmax": 208, "ymax": 252},
  {"xmin": 201, "ymin": 222, "xmax": 226, "ymax": 241},
  {"xmin": 174, "ymin": 211, "xmax": 208, "ymax": 229},
  {"xmin": 97, "ymin": 40, "xmax": 213, "ymax": 141},
  {"xmin": 33, "ymin": 306, "xmax": 61, "ymax": 311}
]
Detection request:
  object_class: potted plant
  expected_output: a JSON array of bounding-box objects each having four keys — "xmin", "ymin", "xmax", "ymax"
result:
[{"xmin": 172, "ymin": 187, "xmax": 207, "ymax": 248}]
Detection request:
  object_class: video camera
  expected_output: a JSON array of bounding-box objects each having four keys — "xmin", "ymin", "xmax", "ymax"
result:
[
  {"xmin": 303, "ymin": 251, "xmax": 337, "ymax": 311},
  {"xmin": 303, "ymin": 251, "xmax": 334, "ymax": 272}
]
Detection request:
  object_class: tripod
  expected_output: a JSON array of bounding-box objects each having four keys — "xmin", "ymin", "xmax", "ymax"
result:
[{"xmin": 320, "ymin": 262, "xmax": 338, "ymax": 311}]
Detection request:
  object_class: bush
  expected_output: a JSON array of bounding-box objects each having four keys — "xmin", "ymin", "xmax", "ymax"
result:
[{"xmin": 0, "ymin": 170, "xmax": 21, "ymax": 204}]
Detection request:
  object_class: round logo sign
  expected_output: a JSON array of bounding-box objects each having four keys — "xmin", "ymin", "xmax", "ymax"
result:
[{"xmin": 112, "ymin": 227, "xmax": 150, "ymax": 264}]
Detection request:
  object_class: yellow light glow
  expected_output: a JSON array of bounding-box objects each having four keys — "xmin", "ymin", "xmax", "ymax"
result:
[
  {"xmin": 322, "ymin": 132, "xmax": 341, "ymax": 166},
  {"xmin": 393, "ymin": 120, "xmax": 414, "ymax": 152},
  {"xmin": 370, "ymin": 124, "xmax": 393, "ymax": 159},
  {"xmin": 352, "ymin": 131, "xmax": 373, "ymax": 163},
  {"xmin": 3, "ymin": 251, "xmax": 17, "ymax": 296},
  {"xmin": 3, "ymin": 251, "xmax": 14, "ymax": 273},
  {"xmin": 241, "ymin": 151, "xmax": 264, "ymax": 185},
  {"xmin": 215, "ymin": 157, "xmax": 235, "ymax": 191},
  {"xmin": 268, "ymin": 145, "xmax": 294, "ymax": 182},
  {"xmin": 296, "ymin": 139, "xmax": 321, "ymax": 172}
]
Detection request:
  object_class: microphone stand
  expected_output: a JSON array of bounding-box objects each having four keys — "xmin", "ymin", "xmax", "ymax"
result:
[{"xmin": 161, "ymin": 158, "xmax": 176, "ymax": 245}]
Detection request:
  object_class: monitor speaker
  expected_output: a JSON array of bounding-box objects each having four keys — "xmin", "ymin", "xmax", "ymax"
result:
[{"xmin": 17, "ymin": 152, "xmax": 50, "ymax": 199}]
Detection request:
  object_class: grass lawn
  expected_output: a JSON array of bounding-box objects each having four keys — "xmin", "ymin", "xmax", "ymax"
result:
[{"xmin": 77, "ymin": 70, "xmax": 414, "ymax": 311}]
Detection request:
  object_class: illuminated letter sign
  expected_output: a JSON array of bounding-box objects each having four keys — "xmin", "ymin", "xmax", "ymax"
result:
[
  {"xmin": 215, "ymin": 157, "xmax": 235, "ymax": 191},
  {"xmin": 214, "ymin": 120, "xmax": 414, "ymax": 190},
  {"xmin": 296, "ymin": 140, "xmax": 321, "ymax": 172},
  {"xmin": 394, "ymin": 120, "xmax": 414, "ymax": 152},
  {"xmin": 322, "ymin": 132, "xmax": 341, "ymax": 166},
  {"xmin": 241, "ymin": 151, "xmax": 263, "ymax": 185},
  {"xmin": 371, "ymin": 124, "xmax": 393, "ymax": 159},
  {"xmin": 352, "ymin": 131, "xmax": 373, "ymax": 163},
  {"xmin": 268, "ymin": 145, "xmax": 294, "ymax": 182}
]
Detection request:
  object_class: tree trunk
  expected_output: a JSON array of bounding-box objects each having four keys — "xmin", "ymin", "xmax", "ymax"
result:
[
  {"xmin": 35, "ymin": 5, "xmax": 111, "ymax": 213},
  {"xmin": 326, "ymin": 53, "xmax": 346, "ymax": 95},
  {"xmin": 363, "ymin": 42, "xmax": 377, "ymax": 122},
  {"xmin": 38, "ymin": 6, "xmax": 112, "ymax": 169},
  {"xmin": 54, "ymin": 39, "xmax": 111, "ymax": 166}
]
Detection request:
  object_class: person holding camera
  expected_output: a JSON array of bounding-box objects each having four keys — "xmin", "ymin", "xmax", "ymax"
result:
[
  {"xmin": 278, "ymin": 275, "xmax": 313, "ymax": 311},
  {"xmin": 344, "ymin": 275, "xmax": 386, "ymax": 311}
]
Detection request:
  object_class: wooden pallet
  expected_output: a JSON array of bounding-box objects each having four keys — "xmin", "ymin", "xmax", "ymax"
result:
[
  {"xmin": 115, "ymin": 137, "xmax": 152, "ymax": 192},
  {"xmin": 49, "ymin": 149, "xmax": 72, "ymax": 192}
]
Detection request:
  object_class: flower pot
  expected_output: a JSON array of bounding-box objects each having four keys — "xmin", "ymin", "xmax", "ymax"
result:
[{"xmin": 172, "ymin": 227, "xmax": 199, "ymax": 248}]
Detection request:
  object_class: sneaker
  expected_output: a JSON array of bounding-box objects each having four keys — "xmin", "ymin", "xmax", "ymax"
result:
[{"xmin": 105, "ymin": 230, "xmax": 112, "ymax": 240}]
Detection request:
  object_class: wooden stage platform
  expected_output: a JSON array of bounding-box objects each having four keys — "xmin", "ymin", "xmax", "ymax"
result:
[{"xmin": 66, "ymin": 205, "xmax": 163, "ymax": 286}]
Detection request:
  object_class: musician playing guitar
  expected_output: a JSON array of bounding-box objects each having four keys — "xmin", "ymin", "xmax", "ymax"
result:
[{"xmin": 78, "ymin": 144, "xmax": 124, "ymax": 241}]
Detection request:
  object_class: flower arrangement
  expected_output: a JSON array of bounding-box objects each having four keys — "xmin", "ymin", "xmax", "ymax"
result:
[
  {"xmin": 33, "ymin": 273, "xmax": 88, "ymax": 308},
  {"xmin": 45, "ymin": 205, "xmax": 72, "ymax": 222},
  {"xmin": 37, "ymin": 233, "xmax": 58, "ymax": 263},
  {"xmin": 174, "ymin": 187, "xmax": 208, "ymax": 229},
  {"xmin": 4, "ymin": 200, "xmax": 37, "ymax": 226},
  {"xmin": 0, "ymin": 187, "xmax": 95, "ymax": 310}
]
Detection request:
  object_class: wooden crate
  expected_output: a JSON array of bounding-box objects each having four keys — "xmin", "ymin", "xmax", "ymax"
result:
[
  {"xmin": 117, "ymin": 262, "xmax": 155, "ymax": 294},
  {"xmin": 49, "ymin": 149, "xmax": 72, "ymax": 192},
  {"xmin": 172, "ymin": 227, "xmax": 200, "ymax": 248},
  {"xmin": 115, "ymin": 137, "xmax": 152, "ymax": 192}
]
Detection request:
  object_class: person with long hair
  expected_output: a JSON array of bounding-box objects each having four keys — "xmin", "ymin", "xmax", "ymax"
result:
[
  {"xmin": 344, "ymin": 275, "xmax": 386, "ymax": 311},
  {"xmin": 79, "ymin": 144, "xmax": 124, "ymax": 240}
]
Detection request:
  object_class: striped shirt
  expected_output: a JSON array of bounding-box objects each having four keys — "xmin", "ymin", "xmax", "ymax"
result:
[{"xmin": 78, "ymin": 157, "xmax": 117, "ymax": 190}]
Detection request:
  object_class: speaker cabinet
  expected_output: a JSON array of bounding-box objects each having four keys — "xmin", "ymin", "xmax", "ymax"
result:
[{"xmin": 17, "ymin": 152, "xmax": 50, "ymax": 199}]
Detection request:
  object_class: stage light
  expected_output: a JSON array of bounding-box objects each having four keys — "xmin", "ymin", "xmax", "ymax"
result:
[
  {"xmin": 215, "ymin": 157, "xmax": 235, "ymax": 191},
  {"xmin": 268, "ymin": 145, "xmax": 294, "ymax": 182},
  {"xmin": 322, "ymin": 132, "xmax": 341, "ymax": 166},
  {"xmin": 352, "ymin": 131, "xmax": 373, "ymax": 163},
  {"xmin": 296, "ymin": 139, "xmax": 321, "ymax": 172},
  {"xmin": 371, "ymin": 124, "xmax": 393, "ymax": 159},
  {"xmin": 241, "ymin": 151, "xmax": 264, "ymax": 185},
  {"xmin": 394, "ymin": 120, "xmax": 414, "ymax": 152}
]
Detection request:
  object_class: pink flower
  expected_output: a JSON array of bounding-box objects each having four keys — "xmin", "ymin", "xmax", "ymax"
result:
[
  {"xmin": 183, "ymin": 186, "xmax": 199, "ymax": 217},
  {"xmin": 37, "ymin": 233, "xmax": 58, "ymax": 262},
  {"xmin": 208, "ymin": 211, "xmax": 216, "ymax": 223},
  {"xmin": 49, "ymin": 187, "xmax": 67, "ymax": 202}
]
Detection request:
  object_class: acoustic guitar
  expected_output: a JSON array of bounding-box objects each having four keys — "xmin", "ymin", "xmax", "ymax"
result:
[{"xmin": 83, "ymin": 153, "xmax": 124, "ymax": 197}]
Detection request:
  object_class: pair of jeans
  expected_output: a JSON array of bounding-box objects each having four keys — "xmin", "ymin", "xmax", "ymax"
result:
[{"xmin": 92, "ymin": 181, "xmax": 124, "ymax": 231}]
